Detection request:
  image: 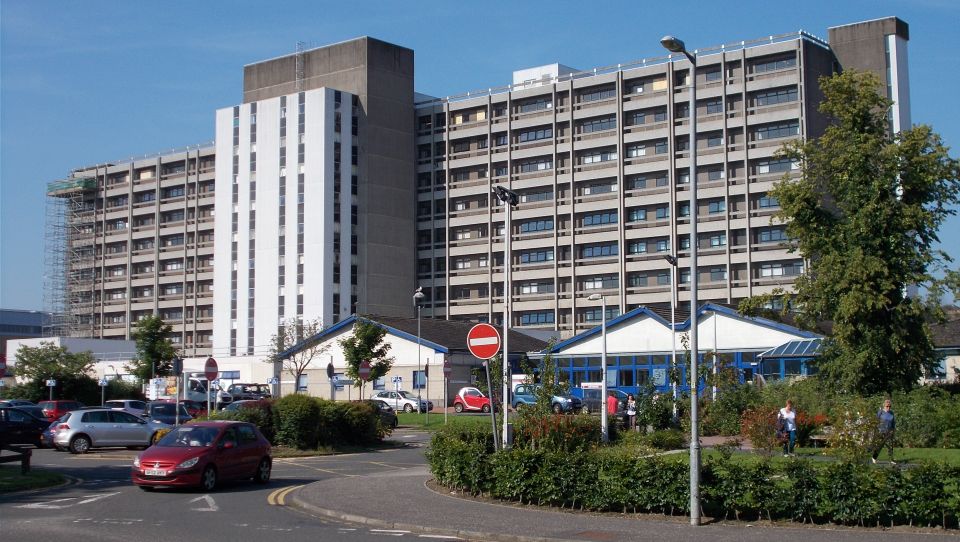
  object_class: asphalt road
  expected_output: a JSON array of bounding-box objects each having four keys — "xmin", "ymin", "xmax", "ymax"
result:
[{"xmin": 0, "ymin": 429, "xmax": 461, "ymax": 542}]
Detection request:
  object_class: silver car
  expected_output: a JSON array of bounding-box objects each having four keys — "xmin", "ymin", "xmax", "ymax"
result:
[
  {"xmin": 369, "ymin": 390, "xmax": 433, "ymax": 413},
  {"xmin": 54, "ymin": 408, "xmax": 170, "ymax": 454},
  {"xmin": 104, "ymin": 399, "xmax": 147, "ymax": 417}
]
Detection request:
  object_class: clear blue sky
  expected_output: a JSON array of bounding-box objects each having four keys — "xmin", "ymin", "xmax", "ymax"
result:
[{"xmin": 2, "ymin": 0, "xmax": 958, "ymax": 311}]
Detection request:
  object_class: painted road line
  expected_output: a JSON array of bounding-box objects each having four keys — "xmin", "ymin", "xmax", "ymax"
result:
[
  {"xmin": 16, "ymin": 492, "xmax": 120, "ymax": 510},
  {"xmin": 370, "ymin": 529, "xmax": 410, "ymax": 536},
  {"xmin": 267, "ymin": 484, "xmax": 304, "ymax": 506}
]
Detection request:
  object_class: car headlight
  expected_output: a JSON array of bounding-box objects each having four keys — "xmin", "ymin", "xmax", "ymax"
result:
[
  {"xmin": 133, "ymin": 456, "xmax": 140, "ymax": 468},
  {"xmin": 177, "ymin": 457, "xmax": 200, "ymax": 469}
]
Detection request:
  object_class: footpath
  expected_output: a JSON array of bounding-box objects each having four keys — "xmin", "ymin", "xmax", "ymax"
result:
[{"xmin": 289, "ymin": 434, "xmax": 952, "ymax": 542}]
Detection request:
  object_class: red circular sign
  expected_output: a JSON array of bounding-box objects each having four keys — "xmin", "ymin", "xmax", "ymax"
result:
[
  {"xmin": 204, "ymin": 357, "xmax": 218, "ymax": 381},
  {"xmin": 358, "ymin": 360, "xmax": 371, "ymax": 381},
  {"xmin": 467, "ymin": 323, "xmax": 501, "ymax": 360},
  {"xmin": 442, "ymin": 360, "xmax": 452, "ymax": 378}
]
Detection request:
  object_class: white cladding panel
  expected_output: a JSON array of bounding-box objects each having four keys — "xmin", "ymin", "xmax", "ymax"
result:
[
  {"xmin": 253, "ymin": 97, "xmax": 281, "ymax": 351},
  {"xmin": 302, "ymin": 89, "xmax": 335, "ymax": 327},
  {"xmin": 213, "ymin": 106, "xmax": 238, "ymax": 353}
]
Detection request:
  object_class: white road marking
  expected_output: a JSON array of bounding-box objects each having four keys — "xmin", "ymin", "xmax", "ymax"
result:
[
  {"xmin": 189, "ymin": 494, "xmax": 219, "ymax": 512},
  {"xmin": 16, "ymin": 492, "xmax": 120, "ymax": 510},
  {"xmin": 370, "ymin": 529, "xmax": 410, "ymax": 536},
  {"xmin": 468, "ymin": 337, "xmax": 498, "ymax": 346},
  {"xmin": 418, "ymin": 536, "xmax": 461, "ymax": 540}
]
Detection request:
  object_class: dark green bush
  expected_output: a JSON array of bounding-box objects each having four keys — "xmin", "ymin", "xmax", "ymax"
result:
[
  {"xmin": 426, "ymin": 423, "xmax": 495, "ymax": 494},
  {"xmin": 214, "ymin": 399, "xmax": 275, "ymax": 443},
  {"xmin": 702, "ymin": 383, "xmax": 761, "ymax": 436},
  {"xmin": 338, "ymin": 401, "xmax": 382, "ymax": 445},
  {"xmin": 513, "ymin": 413, "xmax": 601, "ymax": 452},
  {"xmin": 273, "ymin": 393, "xmax": 320, "ymax": 449}
]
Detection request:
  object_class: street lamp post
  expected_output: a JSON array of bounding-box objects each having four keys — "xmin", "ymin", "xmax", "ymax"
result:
[
  {"xmin": 664, "ymin": 254, "xmax": 679, "ymax": 421},
  {"xmin": 661, "ymin": 34, "xmax": 701, "ymax": 526},
  {"xmin": 414, "ymin": 287, "xmax": 425, "ymax": 417},
  {"xmin": 493, "ymin": 185, "xmax": 519, "ymax": 448},
  {"xmin": 587, "ymin": 293, "xmax": 609, "ymax": 443}
]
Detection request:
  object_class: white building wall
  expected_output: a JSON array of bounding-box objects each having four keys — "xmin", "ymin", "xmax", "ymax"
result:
[{"xmin": 213, "ymin": 107, "xmax": 236, "ymax": 355}]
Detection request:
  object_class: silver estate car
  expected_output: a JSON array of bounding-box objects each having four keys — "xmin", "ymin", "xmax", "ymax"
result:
[{"xmin": 53, "ymin": 408, "xmax": 170, "ymax": 454}]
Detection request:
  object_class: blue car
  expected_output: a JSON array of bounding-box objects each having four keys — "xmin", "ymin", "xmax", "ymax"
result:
[
  {"xmin": 511, "ymin": 384, "xmax": 581, "ymax": 414},
  {"xmin": 143, "ymin": 401, "xmax": 193, "ymax": 425}
]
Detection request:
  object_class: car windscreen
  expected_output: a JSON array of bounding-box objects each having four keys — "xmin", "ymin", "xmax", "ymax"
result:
[
  {"xmin": 398, "ymin": 391, "xmax": 416, "ymax": 399},
  {"xmin": 157, "ymin": 426, "xmax": 220, "ymax": 447},
  {"xmin": 151, "ymin": 404, "xmax": 190, "ymax": 416}
]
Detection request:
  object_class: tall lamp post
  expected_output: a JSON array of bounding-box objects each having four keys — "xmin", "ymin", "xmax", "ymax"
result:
[
  {"xmin": 663, "ymin": 254, "xmax": 679, "ymax": 421},
  {"xmin": 661, "ymin": 34, "xmax": 701, "ymax": 526},
  {"xmin": 587, "ymin": 293, "xmax": 609, "ymax": 442},
  {"xmin": 414, "ymin": 287, "xmax": 425, "ymax": 416},
  {"xmin": 493, "ymin": 185, "xmax": 519, "ymax": 448}
]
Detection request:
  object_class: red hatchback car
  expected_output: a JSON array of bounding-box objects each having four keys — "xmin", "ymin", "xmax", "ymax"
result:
[
  {"xmin": 37, "ymin": 400, "xmax": 84, "ymax": 422},
  {"xmin": 132, "ymin": 421, "xmax": 271, "ymax": 491},
  {"xmin": 452, "ymin": 386, "xmax": 492, "ymax": 413}
]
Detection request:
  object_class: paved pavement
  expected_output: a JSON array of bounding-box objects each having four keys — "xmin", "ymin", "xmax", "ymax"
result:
[{"xmin": 289, "ymin": 432, "xmax": 952, "ymax": 542}]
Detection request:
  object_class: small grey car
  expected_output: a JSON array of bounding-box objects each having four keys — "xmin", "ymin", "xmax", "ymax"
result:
[{"xmin": 54, "ymin": 408, "xmax": 170, "ymax": 454}]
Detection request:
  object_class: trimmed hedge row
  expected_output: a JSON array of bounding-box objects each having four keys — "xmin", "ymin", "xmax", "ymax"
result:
[
  {"xmin": 427, "ymin": 424, "xmax": 960, "ymax": 528},
  {"xmin": 213, "ymin": 394, "xmax": 388, "ymax": 449}
]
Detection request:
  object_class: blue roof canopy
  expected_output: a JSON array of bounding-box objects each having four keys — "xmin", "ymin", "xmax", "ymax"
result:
[{"xmin": 758, "ymin": 338, "xmax": 822, "ymax": 359}]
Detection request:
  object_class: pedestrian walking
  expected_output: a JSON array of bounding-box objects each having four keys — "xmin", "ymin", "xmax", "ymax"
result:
[
  {"xmin": 871, "ymin": 399, "xmax": 896, "ymax": 464},
  {"xmin": 626, "ymin": 394, "xmax": 637, "ymax": 432},
  {"xmin": 778, "ymin": 399, "xmax": 797, "ymax": 456}
]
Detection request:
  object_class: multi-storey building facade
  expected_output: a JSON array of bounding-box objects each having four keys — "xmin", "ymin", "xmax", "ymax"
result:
[
  {"xmin": 45, "ymin": 18, "xmax": 910, "ymax": 351},
  {"xmin": 46, "ymin": 147, "xmax": 216, "ymax": 355},
  {"xmin": 413, "ymin": 18, "xmax": 909, "ymax": 337}
]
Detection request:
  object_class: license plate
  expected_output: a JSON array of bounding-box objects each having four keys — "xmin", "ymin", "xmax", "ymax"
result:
[{"xmin": 144, "ymin": 469, "xmax": 167, "ymax": 476}]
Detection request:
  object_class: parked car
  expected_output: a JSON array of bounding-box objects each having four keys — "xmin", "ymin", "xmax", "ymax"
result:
[
  {"xmin": 0, "ymin": 406, "xmax": 51, "ymax": 447},
  {"xmin": 369, "ymin": 390, "xmax": 433, "ymax": 413},
  {"xmin": 222, "ymin": 400, "xmax": 261, "ymax": 412},
  {"xmin": 131, "ymin": 421, "xmax": 272, "ymax": 491},
  {"xmin": 143, "ymin": 401, "xmax": 193, "ymax": 425},
  {"xmin": 180, "ymin": 400, "xmax": 208, "ymax": 418},
  {"xmin": 37, "ymin": 400, "xmax": 85, "ymax": 421},
  {"xmin": 10, "ymin": 404, "xmax": 48, "ymax": 422},
  {"xmin": 452, "ymin": 387, "xmax": 492, "ymax": 413},
  {"xmin": 365, "ymin": 399, "xmax": 398, "ymax": 429},
  {"xmin": 225, "ymin": 383, "xmax": 272, "ymax": 401},
  {"xmin": 571, "ymin": 386, "xmax": 629, "ymax": 416},
  {"xmin": 0, "ymin": 399, "xmax": 36, "ymax": 407},
  {"xmin": 53, "ymin": 408, "xmax": 170, "ymax": 454},
  {"xmin": 104, "ymin": 399, "xmax": 147, "ymax": 417},
  {"xmin": 511, "ymin": 384, "xmax": 582, "ymax": 414},
  {"xmin": 40, "ymin": 414, "xmax": 69, "ymax": 450}
]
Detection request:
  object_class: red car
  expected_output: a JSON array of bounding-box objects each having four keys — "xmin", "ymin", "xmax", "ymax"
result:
[
  {"xmin": 131, "ymin": 421, "xmax": 271, "ymax": 491},
  {"xmin": 37, "ymin": 400, "xmax": 84, "ymax": 422},
  {"xmin": 452, "ymin": 387, "xmax": 492, "ymax": 413}
]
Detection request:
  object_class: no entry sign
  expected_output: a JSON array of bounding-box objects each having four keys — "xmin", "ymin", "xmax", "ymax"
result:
[
  {"xmin": 467, "ymin": 323, "xmax": 501, "ymax": 360},
  {"xmin": 204, "ymin": 357, "xmax": 219, "ymax": 381},
  {"xmin": 358, "ymin": 360, "xmax": 371, "ymax": 381}
]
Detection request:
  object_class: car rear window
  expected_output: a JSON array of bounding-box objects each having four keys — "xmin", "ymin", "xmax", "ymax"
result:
[{"xmin": 81, "ymin": 411, "xmax": 111, "ymax": 423}]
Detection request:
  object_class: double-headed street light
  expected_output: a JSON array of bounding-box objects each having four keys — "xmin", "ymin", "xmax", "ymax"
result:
[
  {"xmin": 413, "ymin": 287, "xmax": 425, "ymax": 416},
  {"xmin": 587, "ymin": 293, "xmax": 609, "ymax": 442},
  {"xmin": 661, "ymin": 34, "xmax": 701, "ymax": 527},
  {"xmin": 493, "ymin": 185, "xmax": 519, "ymax": 448}
]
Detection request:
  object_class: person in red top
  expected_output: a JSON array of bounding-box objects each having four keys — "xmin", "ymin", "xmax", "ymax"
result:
[{"xmin": 606, "ymin": 391, "xmax": 619, "ymax": 416}]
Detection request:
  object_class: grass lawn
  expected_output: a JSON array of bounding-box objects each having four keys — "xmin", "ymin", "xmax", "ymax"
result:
[
  {"xmin": 397, "ymin": 412, "xmax": 491, "ymax": 430},
  {"xmin": 0, "ymin": 465, "xmax": 65, "ymax": 493}
]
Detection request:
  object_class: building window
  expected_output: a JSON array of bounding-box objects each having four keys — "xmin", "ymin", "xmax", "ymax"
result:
[
  {"xmin": 518, "ymin": 158, "xmax": 553, "ymax": 173},
  {"xmin": 582, "ymin": 211, "xmax": 618, "ymax": 226},
  {"xmin": 655, "ymin": 206, "xmax": 669, "ymax": 220},
  {"xmin": 518, "ymin": 127, "xmax": 553, "ymax": 143},
  {"xmin": 520, "ymin": 311, "xmax": 555, "ymax": 325},
  {"xmin": 520, "ymin": 249, "xmax": 554, "ymax": 264},
  {"xmin": 520, "ymin": 218, "xmax": 553, "ymax": 233},
  {"xmin": 519, "ymin": 280, "xmax": 554, "ymax": 294},
  {"xmin": 580, "ymin": 149, "xmax": 618, "ymax": 164},
  {"xmin": 679, "ymin": 236, "xmax": 691, "ymax": 250},
  {"xmin": 704, "ymin": 97, "xmax": 723, "ymax": 114},
  {"xmin": 517, "ymin": 98, "xmax": 552, "ymax": 113},
  {"xmin": 628, "ymin": 240, "xmax": 647, "ymax": 254},
  {"xmin": 579, "ymin": 86, "xmax": 616, "ymax": 102},
  {"xmin": 579, "ymin": 116, "xmax": 617, "ymax": 133},
  {"xmin": 413, "ymin": 370, "xmax": 426, "ymax": 390},
  {"xmin": 752, "ymin": 55, "xmax": 797, "ymax": 73},
  {"xmin": 656, "ymin": 239, "xmax": 669, "ymax": 252},
  {"xmin": 757, "ymin": 158, "xmax": 798, "ymax": 174},
  {"xmin": 629, "ymin": 274, "xmax": 648, "ymax": 287},
  {"xmin": 709, "ymin": 233, "xmax": 727, "ymax": 247},
  {"xmin": 657, "ymin": 272, "xmax": 670, "ymax": 285},
  {"xmin": 753, "ymin": 86, "xmax": 798, "ymax": 106},
  {"xmin": 582, "ymin": 275, "xmax": 618, "ymax": 290},
  {"xmin": 753, "ymin": 121, "xmax": 799, "ymax": 141},
  {"xmin": 759, "ymin": 261, "xmax": 803, "ymax": 277},
  {"xmin": 758, "ymin": 195, "xmax": 780, "ymax": 209},
  {"xmin": 708, "ymin": 200, "xmax": 726, "ymax": 214},
  {"xmin": 580, "ymin": 243, "xmax": 618, "ymax": 259},
  {"xmin": 628, "ymin": 208, "xmax": 647, "ymax": 222},
  {"xmin": 759, "ymin": 228, "xmax": 788, "ymax": 243},
  {"xmin": 678, "ymin": 202, "xmax": 690, "ymax": 217},
  {"xmin": 710, "ymin": 267, "xmax": 727, "ymax": 281}
]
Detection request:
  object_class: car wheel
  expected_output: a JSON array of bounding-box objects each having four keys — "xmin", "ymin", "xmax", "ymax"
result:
[
  {"xmin": 481, "ymin": 404, "xmax": 491, "ymax": 413},
  {"xmin": 454, "ymin": 403, "xmax": 464, "ymax": 413},
  {"xmin": 403, "ymin": 404, "xmax": 414, "ymax": 413},
  {"xmin": 391, "ymin": 418, "xmax": 398, "ymax": 429},
  {"xmin": 254, "ymin": 458, "xmax": 272, "ymax": 484},
  {"xmin": 69, "ymin": 435, "xmax": 91, "ymax": 454},
  {"xmin": 201, "ymin": 465, "xmax": 217, "ymax": 491},
  {"xmin": 552, "ymin": 403, "xmax": 563, "ymax": 414}
]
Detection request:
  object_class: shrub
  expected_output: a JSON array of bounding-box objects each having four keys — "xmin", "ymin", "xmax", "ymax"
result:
[
  {"xmin": 739, "ymin": 407, "xmax": 781, "ymax": 454},
  {"xmin": 214, "ymin": 399, "xmax": 275, "ymax": 443},
  {"xmin": 426, "ymin": 423, "xmax": 495, "ymax": 494},
  {"xmin": 338, "ymin": 401, "xmax": 382, "ymax": 445},
  {"xmin": 513, "ymin": 413, "xmax": 601, "ymax": 452},
  {"xmin": 638, "ymin": 429, "xmax": 686, "ymax": 450},
  {"xmin": 273, "ymin": 393, "xmax": 320, "ymax": 449},
  {"xmin": 702, "ymin": 383, "xmax": 761, "ymax": 436},
  {"xmin": 795, "ymin": 411, "xmax": 829, "ymax": 447}
]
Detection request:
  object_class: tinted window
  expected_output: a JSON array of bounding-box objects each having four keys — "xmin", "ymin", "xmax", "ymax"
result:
[
  {"xmin": 82, "ymin": 411, "xmax": 111, "ymax": 423},
  {"xmin": 110, "ymin": 411, "xmax": 141, "ymax": 424},
  {"xmin": 6, "ymin": 409, "xmax": 30, "ymax": 423},
  {"xmin": 237, "ymin": 425, "xmax": 257, "ymax": 443},
  {"xmin": 131, "ymin": 401, "xmax": 146, "ymax": 410},
  {"xmin": 221, "ymin": 428, "xmax": 239, "ymax": 447}
]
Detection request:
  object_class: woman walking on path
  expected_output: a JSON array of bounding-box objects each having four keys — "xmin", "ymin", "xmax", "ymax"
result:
[
  {"xmin": 626, "ymin": 394, "xmax": 637, "ymax": 432},
  {"xmin": 779, "ymin": 400, "xmax": 797, "ymax": 456},
  {"xmin": 871, "ymin": 399, "xmax": 897, "ymax": 464}
]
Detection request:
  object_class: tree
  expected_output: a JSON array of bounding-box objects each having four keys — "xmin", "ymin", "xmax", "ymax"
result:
[
  {"xmin": 128, "ymin": 315, "xmax": 178, "ymax": 382},
  {"xmin": 340, "ymin": 318, "xmax": 394, "ymax": 397},
  {"xmin": 8, "ymin": 342, "xmax": 99, "ymax": 403},
  {"xmin": 749, "ymin": 70, "xmax": 960, "ymax": 394},
  {"xmin": 268, "ymin": 318, "xmax": 328, "ymax": 394}
]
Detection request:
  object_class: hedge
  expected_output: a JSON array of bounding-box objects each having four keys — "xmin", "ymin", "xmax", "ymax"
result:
[{"xmin": 428, "ymin": 424, "xmax": 960, "ymax": 528}]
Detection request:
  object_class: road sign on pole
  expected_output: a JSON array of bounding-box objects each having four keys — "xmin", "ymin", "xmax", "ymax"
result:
[
  {"xmin": 358, "ymin": 360, "xmax": 371, "ymax": 381},
  {"xmin": 204, "ymin": 357, "xmax": 219, "ymax": 381},
  {"xmin": 467, "ymin": 324, "xmax": 501, "ymax": 360},
  {"xmin": 442, "ymin": 360, "xmax": 452, "ymax": 378}
]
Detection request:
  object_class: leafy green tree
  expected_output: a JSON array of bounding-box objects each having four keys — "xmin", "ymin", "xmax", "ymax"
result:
[
  {"xmin": 128, "ymin": 315, "xmax": 178, "ymax": 382},
  {"xmin": 6, "ymin": 342, "xmax": 99, "ymax": 403},
  {"xmin": 749, "ymin": 70, "xmax": 960, "ymax": 394},
  {"xmin": 518, "ymin": 345, "xmax": 568, "ymax": 416},
  {"xmin": 340, "ymin": 318, "xmax": 394, "ymax": 397},
  {"xmin": 268, "ymin": 318, "xmax": 328, "ymax": 395}
]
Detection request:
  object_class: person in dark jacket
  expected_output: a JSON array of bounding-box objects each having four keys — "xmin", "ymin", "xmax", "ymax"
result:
[{"xmin": 871, "ymin": 399, "xmax": 896, "ymax": 464}]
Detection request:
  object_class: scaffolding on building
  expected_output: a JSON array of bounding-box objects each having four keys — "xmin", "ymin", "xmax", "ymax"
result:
[{"xmin": 44, "ymin": 176, "xmax": 97, "ymax": 337}]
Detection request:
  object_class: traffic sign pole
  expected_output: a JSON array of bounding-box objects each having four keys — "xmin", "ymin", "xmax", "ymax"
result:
[
  {"xmin": 468, "ymin": 324, "xmax": 502, "ymax": 449},
  {"xmin": 443, "ymin": 360, "xmax": 452, "ymax": 425}
]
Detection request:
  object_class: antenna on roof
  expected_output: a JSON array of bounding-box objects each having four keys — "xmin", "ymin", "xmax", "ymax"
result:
[{"xmin": 295, "ymin": 41, "xmax": 306, "ymax": 92}]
